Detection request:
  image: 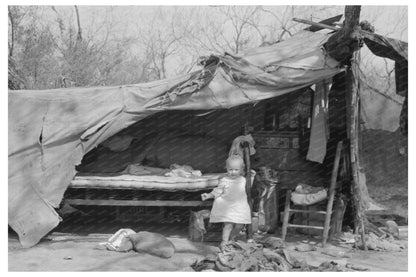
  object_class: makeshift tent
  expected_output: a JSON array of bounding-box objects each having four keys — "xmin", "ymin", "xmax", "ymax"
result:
[
  {"xmin": 9, "ymin": 24, "xmax": 408, "ymax": 247},
  {"xmin": 9, "ymin": 30, "xmax": 344, "ymax": 247}
]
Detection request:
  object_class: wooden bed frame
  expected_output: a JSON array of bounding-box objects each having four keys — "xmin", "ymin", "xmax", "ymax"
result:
[{"xmin": 63, "ymin": 173, "xmax": 220, "ymax": 208}]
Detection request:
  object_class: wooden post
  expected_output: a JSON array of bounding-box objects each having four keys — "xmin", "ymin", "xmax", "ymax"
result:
[
  {"xmin": 346, "ymin": 59, "xmax": 367, "ymax": 251},
  {"xmin": 243, "ymin": 125, "xmax": 254, "ymax": 239},
  {"xmin": 320, "ymin": 4, "xmax": 368, "ymax": 250}
]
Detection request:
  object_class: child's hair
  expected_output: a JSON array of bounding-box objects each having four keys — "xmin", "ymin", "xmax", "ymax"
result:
[{"xmin": 226, "ymin": 155, "xmax": 245, "ymax": 170}]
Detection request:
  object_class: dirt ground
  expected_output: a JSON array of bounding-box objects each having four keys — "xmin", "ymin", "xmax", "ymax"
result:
[
  {"xmin": 8, "ymin": 234, "xmax": 216, "ymax": 271},
  {"xmin": 8, "ymin": 225, "xmax": 408, "ymax": 272},
  {"xmin": 361, "ymin": 129, "xmax": 408, "ymax": 221}
]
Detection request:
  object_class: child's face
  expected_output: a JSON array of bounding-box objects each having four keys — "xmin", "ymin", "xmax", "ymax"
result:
[{"xmin": 226, "ymin": 159, "xmax": 243, "ymax": 178}]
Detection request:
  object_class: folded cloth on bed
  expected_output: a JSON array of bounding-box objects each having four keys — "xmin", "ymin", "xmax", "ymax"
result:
[{"xmin": 165, "ymin": 164, "xmax": 202, "ymax": 178}]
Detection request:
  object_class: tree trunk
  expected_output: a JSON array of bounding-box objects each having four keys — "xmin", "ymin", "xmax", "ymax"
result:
[
  {"xmin": 8, "ymin": 7, "xmax": 15, "ymax": 57},
  {"xmin": 324, "ymin": 6, "xmax": 361, "ymax": 63},
  {"xmin": 346, "ymin": 60, "xmax": 368, "ymax": 250},
  {"xmin": 74, "ymin": 5, "xmax": 82, "ymax": 43},
  {"xmin": 326, "ymin": 5, "xmax": 368, "ymax": 250}
]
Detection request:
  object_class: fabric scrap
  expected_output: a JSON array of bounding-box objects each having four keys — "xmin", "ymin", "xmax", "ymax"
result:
[{"xmin": 229, "ymin": 135, "xmax": 256, "ymax": 158}]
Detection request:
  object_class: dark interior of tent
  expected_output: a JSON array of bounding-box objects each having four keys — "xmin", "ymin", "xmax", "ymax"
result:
[{"xmin": 60, "ymin": 72, "xmax": 354, "ymax": 234}]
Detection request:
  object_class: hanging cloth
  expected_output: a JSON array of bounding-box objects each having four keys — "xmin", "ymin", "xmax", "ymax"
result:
[{"xmin": 306, "ymin": 80, "xmax": 331, "ymax": 163}]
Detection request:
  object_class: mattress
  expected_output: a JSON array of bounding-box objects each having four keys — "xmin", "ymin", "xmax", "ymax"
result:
[{"xmin": 70, "ymin": 173, "xmax": 223, "ymax": 192}]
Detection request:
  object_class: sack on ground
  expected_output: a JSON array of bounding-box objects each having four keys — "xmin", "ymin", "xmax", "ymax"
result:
[{"xmin": 128, "ymin": 231, "xmax": 175, "ymax": 258}]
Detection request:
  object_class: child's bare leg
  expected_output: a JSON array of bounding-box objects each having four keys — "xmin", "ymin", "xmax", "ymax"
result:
[
  {"xmin": 222, "ymin": 222, "xmax": 234, "ymax": 242},
  {"xmin": 230, "ymin": 224, "xmax": 244, "ymax": 241}
]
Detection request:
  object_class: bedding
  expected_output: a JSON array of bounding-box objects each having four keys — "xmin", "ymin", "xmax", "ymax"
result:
[{"xmin": 70, "ymin": 173, "xmax": 224, "ymax": 192}]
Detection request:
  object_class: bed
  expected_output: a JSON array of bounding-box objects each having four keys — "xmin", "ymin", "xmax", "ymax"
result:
[{"xmin": 64, "ymin": 173, "xmax": 223, "ymax": 207}]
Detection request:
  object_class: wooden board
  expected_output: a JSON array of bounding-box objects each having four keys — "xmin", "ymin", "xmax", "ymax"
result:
[{"xmin": 64, "ymin": 199, "xmax": 213, "ymax": 207}]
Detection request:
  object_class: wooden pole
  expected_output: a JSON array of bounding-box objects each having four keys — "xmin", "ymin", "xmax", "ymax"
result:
[
  {"xmin": 320, "ymin": 5, "xmax": 368, "ymax": 250},
  {"xmin": 322, "ymin": 141, "xmax": 343, "ymax": 247},
  {"xmin": 243, "ymin": 124, "xmax": 254, "ymax": 239},
  {"xmin": 346, "ymin": 57, "xmax": 368, "ymax": 251}
]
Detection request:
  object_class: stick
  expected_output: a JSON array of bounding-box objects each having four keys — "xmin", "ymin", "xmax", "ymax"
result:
[
  {"xmin": 243, "ymin": 124, "xmax": 253, "ymax": 239},
  {"xmin": 243, "ymin": 142, "xmax": 253, "ymax": 239},
  {"xmin": 303, "ymin": 14, "xmax": 343, "ymax": 32},
  {"xmin": 292, "ymin": 18, "xmax": 340, "ymax": 31}
]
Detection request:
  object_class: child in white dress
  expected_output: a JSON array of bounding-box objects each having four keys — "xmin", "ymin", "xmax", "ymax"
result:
[{"xmin": 201, "ymin": 155, "xmax": 251, "ymax": 249}]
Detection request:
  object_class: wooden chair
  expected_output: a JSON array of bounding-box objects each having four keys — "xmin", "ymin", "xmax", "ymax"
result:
[{"xmin": 281, "ymin": 141, "xmax": 343, "ymax": 247}]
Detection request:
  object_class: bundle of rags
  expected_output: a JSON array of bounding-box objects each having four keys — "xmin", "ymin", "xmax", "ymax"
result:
[
  {"xmin": 102, "ymin": 229, "xmax": 175, "ymax": 258},
  {"xmin": 191, "ymin": 239, "xmax": 369, "ymax": 272},
  {"xmin": 191, "ymin": 240, "xmax": 294, "ymax": 271},
  {"xmin": 354, "ymin": 220, "xmax": 405, "ymax": 251}
]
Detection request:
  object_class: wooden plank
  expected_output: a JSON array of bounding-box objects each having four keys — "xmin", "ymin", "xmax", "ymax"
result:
[
  {"xmin": 287, "ymin": 224, "xmax": 324, "ymax": 230},
  {"xmin": 289, "ymin": 209, "xmax": 327, "ymax": 215},
  {"xmin": 322, "ymin": 141, "xmax": 343, "ymax": 247},
  {"xmin": 64, "ymin": 199, "xmax": 212, "ymax": 207},
  {"xmin": 68, "ymin": 185, "xmax": 214, "ymax": 192}
]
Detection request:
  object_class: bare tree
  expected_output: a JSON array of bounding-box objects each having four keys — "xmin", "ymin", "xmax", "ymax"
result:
[
  {"xmin": 8, "ymin": 6, "xmax": 30, "ymax": 57},
  {"xmin": 74, "ymin": 5, "xmax": 82, "ymax": 43},
  {"xmin": 8, "ymin": 5, "xmax": 407, "ymax": 91}
]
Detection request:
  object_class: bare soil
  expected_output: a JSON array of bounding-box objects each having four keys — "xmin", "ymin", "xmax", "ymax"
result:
[
  {"xmin": 8, "ymin": 222, "xmax": 408, "ymax": 271},
  {"xmin": 361, "ymin": 129, "xmax": 408, "ymax": 221}
]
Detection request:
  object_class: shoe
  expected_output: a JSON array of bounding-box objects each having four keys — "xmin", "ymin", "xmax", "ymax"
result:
[{"xmin": 219, "ymin": 240, "xmax": 231, "ymax": 252}]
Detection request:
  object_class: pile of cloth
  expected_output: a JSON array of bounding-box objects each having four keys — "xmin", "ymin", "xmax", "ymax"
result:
[
  {"xmin": 164, "ymin": 164, "xmax": 202, "ymax": 178},
  {"xmin": 191, "ymin": 240, "xmax": 294, "ymax": 271},
  {"xmin": 191, "ymin": 239, "xmax": 367, "ymax": 272},
  {"xmin": 355, "ymin": 232, "xmax": 405, "ymax": 251},
  {"xmin": 122, "ymin": 163, "xmax": 202, "ymax": 178},
  {"xmin": 291, "ymin": 183, "xmax": 327, "ymax": 205},
  {"xmin": 336, "ymin": 220, "xmax": 405, "ymax": 252}
]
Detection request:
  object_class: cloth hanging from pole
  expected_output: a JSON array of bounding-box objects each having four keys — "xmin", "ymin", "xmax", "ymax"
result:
[{"xmin": 307, "ymin": 80, "xmax": 331, "ymax": 163}]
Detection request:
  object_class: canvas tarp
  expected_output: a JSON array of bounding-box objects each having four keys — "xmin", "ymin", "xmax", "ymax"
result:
[
  {"xmin": 8, "ymin": 31, "xmax": 343, "ymax": 247},
  {"xmin": 359, "ymin": 30, "xmax": 408, "ymax": 133}
]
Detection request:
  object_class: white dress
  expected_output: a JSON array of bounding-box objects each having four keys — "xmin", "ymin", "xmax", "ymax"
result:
[{"xmin": 209, "ymin": 176, "xmax": 251, "ymax": 224}]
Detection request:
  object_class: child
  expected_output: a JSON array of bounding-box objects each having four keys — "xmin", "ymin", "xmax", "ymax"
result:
[{"xmin": 201, "ymin": 155, "xmax": 251, "ymax": 250}]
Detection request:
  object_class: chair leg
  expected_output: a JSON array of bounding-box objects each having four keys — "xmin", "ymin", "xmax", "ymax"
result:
[{"xmin": 281, "ymin": 190, "xmax": 292, "ymax": 241}]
